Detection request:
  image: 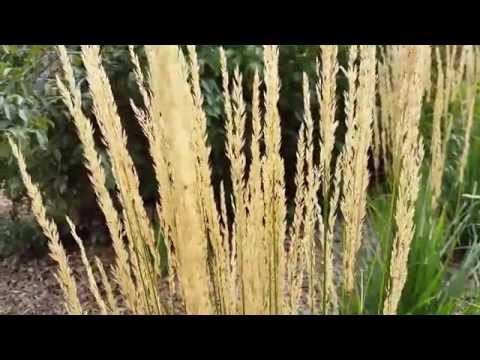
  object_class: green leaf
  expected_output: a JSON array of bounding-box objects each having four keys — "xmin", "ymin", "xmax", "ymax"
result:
[
  {"xmin": 18, "ymin": 108, "xmax": 29, "ymax": 124},
  {"xmin": 34, "ymin": 130, "xmax": 48, "ymax": 149},
  {"xmin": 3, "ymin": 103, "xmax": 11, "ymax": 120}
]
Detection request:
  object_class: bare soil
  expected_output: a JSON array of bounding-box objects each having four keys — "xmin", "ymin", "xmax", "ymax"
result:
[{"xmin": 0, "ymin": 245, "xmax": 116, "ymax": 315}]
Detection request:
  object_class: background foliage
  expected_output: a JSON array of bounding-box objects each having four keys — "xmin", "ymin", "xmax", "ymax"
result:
[{"xmin": 1, "ymin": 45, "xmax": 347, "ymax": 254}]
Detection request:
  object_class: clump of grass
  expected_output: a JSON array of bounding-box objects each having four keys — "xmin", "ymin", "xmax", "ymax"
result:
[
  {"xmin": 9, "ymin": 45, "xmax": 480, "ymax": 315},
  {"xmin": 340, "ymin": 45, "xmax": 376, "ymax": 304},
  {"xmin": 383, "ymin": 46, "xmax": 427, "ymax": 315},
  {"xmin": 56, "ymin": 46, "xmax": 138, "ymax": 313},
  {"xmin": 8, "ymin": 137, "xmax": 82, "ymax": 315}
]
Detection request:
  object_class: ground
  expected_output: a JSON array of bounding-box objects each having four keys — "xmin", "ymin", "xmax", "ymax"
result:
[
  {"xmin": 0, "ymin": 244, "xmax": 116, "ymax": 315},
  {"xmin": 0, "ymin": 191, "xmax": 117, "ymax": 315}
]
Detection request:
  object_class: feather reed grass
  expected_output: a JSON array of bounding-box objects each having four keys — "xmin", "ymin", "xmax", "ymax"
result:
[
  {"xmin": 8, "ymin": 138, "xmax": 83, "ymax": 315},
  {"xmin": 56, "ymin": 46, "xmax": 138, "ymax": 313},
  {"xmin": 383, "ymin": 46, "xmax": 427, "ymax": 315},
  {"xmin": 317, "ymin": 45, "xmax": 340, "ymax": 314},
  {"xmin": 459, "ymin": 46, "xmax": 478, "ymax": 185},
  {"xmin": 9, "ymin": 45, "xmax": 480, "ymax": 316},
  {"xmin": 340, "ymin": 45, "xmax": 376, "ymax": 297}
]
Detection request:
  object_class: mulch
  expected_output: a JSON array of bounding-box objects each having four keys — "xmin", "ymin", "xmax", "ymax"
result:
[{"xmin": 0, "ymin": 245, "xmax": 116, "ymax": 315}]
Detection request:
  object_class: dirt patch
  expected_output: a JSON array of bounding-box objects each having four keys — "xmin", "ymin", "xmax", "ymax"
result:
[{"xmin": 0, "ymin": 245, "xmax": 116, "ymax": 315}]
